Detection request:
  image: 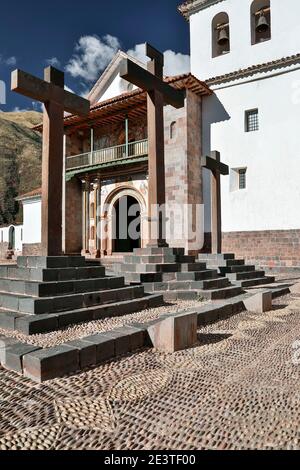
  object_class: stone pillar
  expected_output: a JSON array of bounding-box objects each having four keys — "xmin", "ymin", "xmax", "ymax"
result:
[
  {"xmin": 94, "ymin": 178, "xmax": 101, "ymax": 258},
  {"xmin": 82, "ymin": 180, "xmax": 90, "ymax": 254}
]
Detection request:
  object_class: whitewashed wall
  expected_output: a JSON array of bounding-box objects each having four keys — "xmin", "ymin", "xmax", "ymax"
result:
[
  {"xmin": 99, "ymin": 74, "xmax": 137, "ymax": 102},
  {"xmin": 22, "ymin": 198, "xmax": 41, "ymax": 244},
  {"xmin": 189, "ymin": 0, "xmax": 300, "ymax": 233},
  {"xmin": 190, "ymin": 0, "xmax": 300, "ymax": 80},
  {"xmin": 202, "ymin": 66, "xmax": 300, "ymax": 232}
]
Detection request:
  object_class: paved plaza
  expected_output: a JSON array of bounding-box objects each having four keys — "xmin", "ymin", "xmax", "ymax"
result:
[{"xmin": 0, "ymin": 285, "xmax": 300, "ymax": 450}]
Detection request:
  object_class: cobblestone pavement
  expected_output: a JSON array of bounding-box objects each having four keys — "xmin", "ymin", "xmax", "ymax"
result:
[
  {"xmin": 1, "ymin": 292, "xmax": 300, "ymax": 450},
  {"xmin": 0, "ymin": 300, "xmax": 210, "ymax": 348}
]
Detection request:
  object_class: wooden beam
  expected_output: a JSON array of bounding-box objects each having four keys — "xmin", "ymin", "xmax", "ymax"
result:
[
  {"xmin": 11, "ymin": 69, "xmax": 90, "ymax": 116},
  {"xmin": 120, "ymin": 59, "xmax": 185, "ymax": 109},
  {"xmin": 202, "ymin": 155, "xmax": 229, "ymax": 176}
]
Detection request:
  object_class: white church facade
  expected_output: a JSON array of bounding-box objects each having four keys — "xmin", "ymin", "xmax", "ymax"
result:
[
  {"xmin": 180, "ymin": 0, "xmax": 300, "ymax": 268},
  {"xmin": 1, "ymin": 0, "xmax": 299, "ymax": 269}
]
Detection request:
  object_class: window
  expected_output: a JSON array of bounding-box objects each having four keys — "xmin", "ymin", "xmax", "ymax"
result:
[
  {"xmin": 170, "ymin": 121, "xmax": 177, "ymax": 140},
  {"xmin": 245, "ymin": 109, "xmax": 259, "ymax": 132},
  {"xmin": 238, "ymin": 169, "xmax": 247, "ymax": 190},
  {"xmin": 251, "ymin": 1, "xmax": 271, "ymax": 45},
  {"xmin": 212, "ymin": 12, "xmax": 230, "ymax": 58}
]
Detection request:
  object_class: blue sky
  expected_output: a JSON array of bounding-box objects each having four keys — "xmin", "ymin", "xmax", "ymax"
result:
[{"xmin": 0, "ymin": 0, "xmax": 190, "ymax": 112}]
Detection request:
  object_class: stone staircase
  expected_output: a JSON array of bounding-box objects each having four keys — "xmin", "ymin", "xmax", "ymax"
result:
[
  {"xmin": 112, "ymin": 247, "xmax": 244, "ymax": 301},
  {"xmin": 198, "ymin": 253, "xmax": 275, "ymax": 288},
  {"xmin": 0, "ymin": 256, "xmax": 163, "ymax": 336}
]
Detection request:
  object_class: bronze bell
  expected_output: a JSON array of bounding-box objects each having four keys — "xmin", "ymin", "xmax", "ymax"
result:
[
  {"xmin": 218, "ymin": 27, "xmax": 229, "ymax": 46},
  {"xmin": 256, "ymin": 11, "xmax": 269, "ymax": 33}
]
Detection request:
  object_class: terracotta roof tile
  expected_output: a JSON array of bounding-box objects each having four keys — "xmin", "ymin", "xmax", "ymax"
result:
[
  {"xmin": 16, "ymin": 187, "xmax": 42, "ymax": 201},
  {"xmin": 206, "ymin": 53, "xmax": 300, "ymax": 85}
]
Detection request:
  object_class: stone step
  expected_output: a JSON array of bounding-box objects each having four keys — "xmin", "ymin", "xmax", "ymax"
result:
[
  {"xmin": 143, "ymin": 277, "xmax": 231, "ymax": 293},
  {"xmin": 153, "ymin": 285, "xmax": 243, "ymax": 302},
  {"xmin": 232, "ymin": 276, "xmax": 276, "ymax": 288},
  {"xmin": 216, "ymin": 259, "xmax": 246, "ymax": 267},
  {"xmin": 198, "ymin": 253, "xmax": 235, "ymax": 261},
  {"xmin": 0, "ymin": 294, "xmax": 164, "ymax": 335},
  {"xmin": 17, "ymin": 256, "xmax": 86, "ymax": 269},
  {"xmin": 0, "ymin": 276, "xmax": 125, "ymax": 297},
  {"xmin": 227, "ymin": 270, "xmax": 266, "ymax": 281},
  {"xmin": 219, "ymin": 265, "xmax": 256, "ymax": 275},
  {"xmin": 133, "ymin": 247, "xmax": 185, "ymax": 256},
  {"xmin": 168, "ymin": 270, "xmax": 219, "ymax": 281},
  {"xmin": 123, "ymin": 272, "xmax": 164, "ymax": 284},
  {"xmin": 118, "ymin": 262, "xmax": 207, "ymax": 274},
  {"xmin": 0, "ymin": 285, "xmax": 145, "ymax": 315},
  {"xmin": 0, "ymin": 265, "xmax": 106, "ymax": 282},
  {"xmin": 123, "ymin": 254, "xmax": 196, "ymax": 264},
  {"xmin": 200, "ymin": 285, "xmax": 244, "ymax": 300}
]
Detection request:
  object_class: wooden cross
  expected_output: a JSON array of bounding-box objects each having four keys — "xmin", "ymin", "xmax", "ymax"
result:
[
  {"xmin": 202, "ymin": 151, "xmax": 229, "ymax": 254},
  {"xmin": 120, "ymin": 43, "xmax": 185, "ymax": 247},
  {"xmin": 11, "ymin": 66, "xmax": 90, "ymax": 256}
]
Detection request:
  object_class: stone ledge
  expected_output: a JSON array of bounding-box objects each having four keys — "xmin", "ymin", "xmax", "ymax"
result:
[{"xmin": 0, "ymin": 286, "xmax": 290, "ymax": 382}]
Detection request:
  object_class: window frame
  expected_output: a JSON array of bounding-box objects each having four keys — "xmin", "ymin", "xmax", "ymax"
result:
[
  {"xmin": 245, "ymin": 108, "xmax": 259, "ymax": 133},
  {"xmin": 238, "ymin": 168, "xmax": 247, "ymax": 190}
]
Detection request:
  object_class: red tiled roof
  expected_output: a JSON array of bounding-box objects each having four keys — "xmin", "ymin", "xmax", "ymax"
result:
[
  {"xmin": 33, "ymin": 73, "xmax": 212, "ymax": 131},
  {"xmin": 16, "ymin": 187, "xmax": 42, "ymax": 201},
  {"xmin": 206, "ymin": 53, "xmax": 300, "ymax": 85},
  {"xmin": 178, "ymin": 0, "xmax": 223, "ymax": 19}
]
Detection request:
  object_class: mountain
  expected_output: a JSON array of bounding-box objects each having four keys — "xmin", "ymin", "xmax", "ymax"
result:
[{"xmin": 0, "ymin": 111, "xmax": 42, "ymax": 225}]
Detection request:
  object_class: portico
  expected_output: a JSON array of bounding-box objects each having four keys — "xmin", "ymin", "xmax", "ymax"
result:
[{"xmin": 52, "ymin": 66, "xmax": 211, "ymax": 258}]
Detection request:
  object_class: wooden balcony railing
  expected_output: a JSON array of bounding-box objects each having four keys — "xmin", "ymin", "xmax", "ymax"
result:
[{"xmin": 66, "ymin": 139, "xmax": 148, "ymax": 171}]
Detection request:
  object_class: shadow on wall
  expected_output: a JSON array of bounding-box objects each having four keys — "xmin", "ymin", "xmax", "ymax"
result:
[
  {"xmin": 202, "ymin": 94, "xmax": 231, "ymax": 234},
  {"xmin": 202, "ymin": 93, "xmax": 231, "ymax": 153}
]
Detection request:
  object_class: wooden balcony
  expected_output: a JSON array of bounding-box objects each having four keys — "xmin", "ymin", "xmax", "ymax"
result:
[{"xmin": 66, "ymin": 139, "xmax": 148, "ymax": 171}]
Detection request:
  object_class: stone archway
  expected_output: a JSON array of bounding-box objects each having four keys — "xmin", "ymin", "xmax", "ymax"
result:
[
  {"xmin": 113, "ymin": 195, "xmax": 141, "ymax": 253},
  {"xmin": 102, "ymin": 186, "xmax": 148, "ymax": 256}
]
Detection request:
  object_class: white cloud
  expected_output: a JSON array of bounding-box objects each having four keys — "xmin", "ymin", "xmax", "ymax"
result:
[
  {"xmin": 127, "ymin": 43, "xmax": 190, "ymax": 76},
  {"xmin": 66, "ymin": 34, "xmax": 121, "ymax": 82},
  {"xmin": 46, "ymin": 57, "xmax": 61, "ymax": 68},
  {"xmin": 0, "ymin": 55, "xmax": 17, "ymax": 67}
]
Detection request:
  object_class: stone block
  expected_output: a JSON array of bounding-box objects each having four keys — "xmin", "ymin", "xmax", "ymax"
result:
[
  {"xmin": 105, "ymin": 326, "xmax": 146, "ymax": 353},
  {"xmin": 4, "ymin": 343, "xmax": 41, "ymax": 373},
  {"xmin": 243, "ymin": 290, "xmax": 272, "ymax": 313},
  {"xmin": 0, "ymin": 336, "xmax": 19, "ymax": 364},
  {"xmin": 83, "ymin": 334, "xmax": 115, "ymax": 364},
  {"xmin": 0, "ymin": 312, "xmax": 26, "ymax": 331},
  {"xmin": 23, "ymin": 345, "xmax": 79, "ymax": 383},
  {"xmin": 64, "ymin": 339, "xmax": 96, "ymax": 369},
  {"xmin": 147, "ymin": 312, "xmax": 198, "ymax": 353},
  {"xmin": 15, "ymin": 314, "xmax": 58, "ymax": 335},
  {"xmin": 57, "ymin": 309, "xmax": 94, "ymax": 328}
]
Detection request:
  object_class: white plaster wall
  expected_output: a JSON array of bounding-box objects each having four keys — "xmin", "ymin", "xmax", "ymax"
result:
[
  {"xmin": 23, "ymin": 198, "xmax": 42, "ymax": 244},
  {"xmin": 99, "ymin": 74, "xmax": 137, "ymax": 103},
  {"xmin": 190, "ymin": 0, "xmax": 300, "ymax": 80},
  {"xmin": 202, "ymin": 67, "xmax": 300, "ymax": 232}
]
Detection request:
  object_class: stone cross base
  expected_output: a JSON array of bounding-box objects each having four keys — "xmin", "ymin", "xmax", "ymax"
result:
[{"xmin": 147, "ymin": 312, "xmax": 198, "ymax": 353}]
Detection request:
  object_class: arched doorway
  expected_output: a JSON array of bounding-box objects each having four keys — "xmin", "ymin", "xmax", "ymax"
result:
[
  {"xmin": 8, "ymin": 226, "xmax": 15, "ymax": 251},
  {"xmin": 112, "ymin": 195, "xmax": 141, "ymax": 252}
]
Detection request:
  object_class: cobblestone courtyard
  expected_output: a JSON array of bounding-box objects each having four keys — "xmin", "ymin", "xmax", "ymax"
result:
[{"xmin": 1, "ymin": 287, "xmax": 300, "ymax": 450}]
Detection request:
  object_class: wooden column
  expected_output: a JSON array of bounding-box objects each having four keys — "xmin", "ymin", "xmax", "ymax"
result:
[
  {"xmin": 11, "ymin": 66, "xmax": 90, "ymax": 257},
  {"xmin": 82, "ymin": 180, "xmax": 90, "ymax": 254},
  {"xmin": 211, "ymin": 169, "xmax": 222, "ymax": 254},
  {"xmin": 41, "ymin": 98, "xmax": 64, "ymax": 256},
  {"xmin": 95, "ymin": 178, "xmax": 101, "ymax": 258},
  {"xmin": 201, "ymin": 151, "xmax": 229, "ymax": 254}
]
